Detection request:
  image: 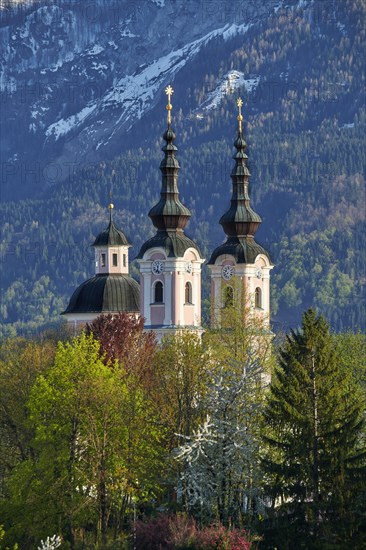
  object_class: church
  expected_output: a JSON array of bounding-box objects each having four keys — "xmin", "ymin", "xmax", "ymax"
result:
[{"xmin": 62, "ymin": 87, "xmax": 273, "ymax": 337}]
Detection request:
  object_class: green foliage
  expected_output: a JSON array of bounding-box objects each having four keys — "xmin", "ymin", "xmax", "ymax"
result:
[
  {"xmin": 151, "ymin": 331, "xmax": 210, "ymax": 447},
  {"xmin": 1, "ymin": 333, "xmax": 165, "ymax": 549},
  {"xmin": 261, "ymin": 309, "xmax": 366, "ymax": 548},
  {"xmin": 333, "ymin": 331, "xmax": 366, "ymax": 396},
  {"xmin": 0, "ymin": 309, "xmax": 364, "ymax": 547},
  {"xmin": 0, "ymin": 524, "xmax": 18, "ymax": 550},
  {"xmin": 0, "ymin": 337, "xmax": 56, "ymax": 473}
]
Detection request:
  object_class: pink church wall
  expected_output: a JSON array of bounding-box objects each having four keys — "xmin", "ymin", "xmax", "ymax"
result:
[
  {"xmin": 184, "ymin": 305, "xmax": 195, "ymax": 325},
  {"xmin": 185, "ymin": 251, "xmax": 196, "ymax": 261},
  {"xmin": 150, "ymin": 252, "xmax": 165, "ymax": 260},
  {"xmin": 151, "ymin": 305, "xmax": 164, "ymax": 325},
  {"xmin": 183, "ymin": 273, "xmax": 195, "ymax": 325}
]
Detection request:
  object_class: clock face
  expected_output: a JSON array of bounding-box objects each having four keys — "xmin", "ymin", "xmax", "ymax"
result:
[
  {"xmin": 222, "ymin": 265, "xmax": 235, "ymax": 281},
  {"xmin": 185, "ymin": 261, "xmax": 193, "ymax": 273},
  {"xmin": 255, "ymin": 267, "xmax": 263, "ymax": 279},
  {"xmin": 152, "ymin": 260, "xmax": 164, "ymax": 275}
]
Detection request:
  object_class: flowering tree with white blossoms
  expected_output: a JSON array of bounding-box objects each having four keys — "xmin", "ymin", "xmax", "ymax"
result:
[
  {"xmin": 37, "ymin": 535, "xmax": 62, "ymax": 550},
  {"xmin": 175, "ymin": 355, "xmax": 266, "ymax": 526}
]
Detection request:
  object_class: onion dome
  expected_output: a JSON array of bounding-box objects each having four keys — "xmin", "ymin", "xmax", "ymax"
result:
[
  {"xmin": 137, "ymin": 85, "xmax": 202, "ymax": 259},
  {"xmin": 92, "ymin": 203, "xmax": 130, "ymax": 247},
  {"xmin": 208, "ymin": 99, "xmax": 271, "ymax": 265},
  {"xmin": 61, "ymin": 275, "xmax": 139, "ymax": 314}
]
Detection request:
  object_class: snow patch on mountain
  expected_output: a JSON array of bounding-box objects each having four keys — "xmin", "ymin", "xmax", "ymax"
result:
[
  {"xmin": 46, "ymin": 104, "xmax": 97, "ymax": 140},
  {"xmin": 196, "ymin": 71, "xmax": 260, "ymax": 112},
  {"xmin": 87, "ymin": 44, "xmax": 104, "ymax": 56},
  {"xmin": 44, "ymin": 21, "xmax": 253, "ymax": 146},
  {"xmin": 337, "ymin": 22, "xmax": 347, "ymax": 35},
  {"xmin": 222, "ymin": 23, "xmax": 251, "ymax": 40},
  {"xmin": 120, "ymin": 29, "xmax": 137, "ymax": 38}
]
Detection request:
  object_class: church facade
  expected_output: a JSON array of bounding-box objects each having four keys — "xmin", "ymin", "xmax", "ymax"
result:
[{"xmin": 62, "ymin": 88, "xmax": 273, "ymax": 335}]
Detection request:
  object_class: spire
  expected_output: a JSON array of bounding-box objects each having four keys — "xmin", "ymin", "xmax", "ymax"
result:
[
  {"xmin": 219, "ymin": 98, "xmax": 262, "ymax": 238},
  {"xmin": 148, "ymin": 85, "xmax": 191, "ymax": 232}
]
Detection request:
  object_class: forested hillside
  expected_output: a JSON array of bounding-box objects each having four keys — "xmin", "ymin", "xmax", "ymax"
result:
[{"xmin": 0, "ymin": 0, "xmax": 365, "ymax": 336}]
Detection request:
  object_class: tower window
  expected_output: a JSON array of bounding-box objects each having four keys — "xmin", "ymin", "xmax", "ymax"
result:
[
  {"xmin": 112, "ymin": 253, "xmax": 118, "ymax": 267},
  {"xmin": 123, "ymin": 254, "xmax": 126, "ymax": 267},
  {"xmin": 154, "ymin": 281, "xmax": 163, "ymax": 303},
  {"xmin": 223, "ymin": 285, "xmax": 234, "ymax": 308},
  {"xmin": 101, "ymin": 253, "xmax": 106, "ymax": 267},
  {"xmin": 185, "ymin": 281, "xmax": 192, "ymax": 304},
  {"xmin": 255, "ymin": 287, "xmax": 262, "ymax": 308}
]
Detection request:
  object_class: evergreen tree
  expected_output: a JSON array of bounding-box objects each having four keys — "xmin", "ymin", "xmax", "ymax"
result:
[{"xmin": 262, "ymin": 309, "xmax": 366, "ymax": 548}]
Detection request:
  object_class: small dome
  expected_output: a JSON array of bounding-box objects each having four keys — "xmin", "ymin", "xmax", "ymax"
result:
[
  {"xmin": 92, "ymin": 220, "xmax": 130, "ymax": 247},
  {"xmin": 62, "ymin": 274, "xmax": 140, "ymax": 314}
]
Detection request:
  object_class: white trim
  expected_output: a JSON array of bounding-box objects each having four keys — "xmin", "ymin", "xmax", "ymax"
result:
[
  {"xmin": 142, "ymin": 247, "xmax": 167, "ymax": 261},
  {"xmin": 193, "ymin": 273, "xmax": 199, "ymax": 325},
  {"xmin": 143, "ymin": 273, "xmax": 151, "ymax": 325},
  {"xmin": 177, "ymin": 271, "xmax": 184, "ymax": 325},
  {"xmin": 164, "ymin": 272, "xmax": 172, "ymax": 325}
]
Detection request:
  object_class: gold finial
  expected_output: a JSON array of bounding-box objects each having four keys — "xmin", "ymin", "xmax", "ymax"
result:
[
  {"xmin": 237, "ymin": 97, "xmax": 243, "ymax": 133},
  {"xmin": 108, "ymin": 201, "xmax": 114, "ymax": 222},
  {"xmin": 108, "ymin": 189, "xmax": 114, "ymax": 211},
  {"xmin": 165, "ymin": 85, "xmax": 174, "ymax": 125}
]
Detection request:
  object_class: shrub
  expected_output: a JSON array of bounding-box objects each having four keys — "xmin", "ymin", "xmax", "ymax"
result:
[{"xmin": 134, "ymin": 515, "xmax": 257, "ymax": 549}]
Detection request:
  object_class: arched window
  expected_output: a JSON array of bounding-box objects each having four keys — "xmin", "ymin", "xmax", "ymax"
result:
[
  {"xmin": 154, "ymin": 281, "xmax": 163, "ymax": 303},
  {"xmin": 255, "ymin": 287, "xmax": 262, "ymax": 308},
  {"xmin": 223, "ymin": 285, "xmax": 234, "ymax": 308},
  {"xmin": 185, "ymin": 281, "xmax": 192, "ymax": 304}
]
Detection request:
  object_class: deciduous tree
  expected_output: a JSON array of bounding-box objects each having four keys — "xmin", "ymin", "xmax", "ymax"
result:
[
  {"xmin": 85, "ymin": 312, "xmax": 156, "ymax": 384},
  {"xmin": 4, "ymin": 333, "xmax": 164, "ymax": 548}
]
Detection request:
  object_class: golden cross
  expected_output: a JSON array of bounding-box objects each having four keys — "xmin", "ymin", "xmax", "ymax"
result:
[
  {"xmin": 165, "ymin": 85, "xmax": 174, "ymax": 125},
  {"xmin": 237, "ymin": 97, "xmax": 243, "ymax": 133}
]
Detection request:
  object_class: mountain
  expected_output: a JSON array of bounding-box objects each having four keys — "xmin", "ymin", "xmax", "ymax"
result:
[
  {"xmin": 0, "ymin": 0, "xmax": 365, "ymax": 336},
  {"xmin": 1, "ymin": 0, "xmax": 276, "ymax": 200}
]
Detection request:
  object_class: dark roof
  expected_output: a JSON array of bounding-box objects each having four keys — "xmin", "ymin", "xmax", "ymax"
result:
[
  {"xmin": 208, "ymin": 236, "xmax": 272, "ymax": 265},
  {"xmin": 149, "ymin": 197, "xmax": 191, "ymax": 231},
  {"xmin": 137, "ymin": 230, "xmax": 203, "ymax": 259},
  {"xmin": 61, "ymin": 274, "xmax": 140, "ymax": 314},
  {"xmin": 92, "ymin": 220, "xmax": 130, "ymax": 247}
]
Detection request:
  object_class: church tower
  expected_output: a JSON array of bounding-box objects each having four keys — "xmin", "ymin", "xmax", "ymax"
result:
[
  {"xmin": 208, "ymin": 99, "xmax": 273, "ymax": 325},
  {"xmin": 61, "ymin": 203, "xmax": 140, "ymax": 327},
  {"xmin": 137, "ymin": 86, "xmax": 204, "ymax": 339}
]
